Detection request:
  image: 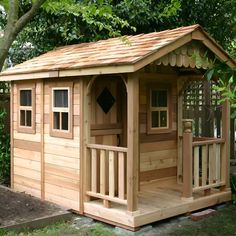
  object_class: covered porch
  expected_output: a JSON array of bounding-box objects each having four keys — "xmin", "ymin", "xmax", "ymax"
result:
[{"xmin": 80, "ymin": 72, "xmax": 231, "ymax": 230}]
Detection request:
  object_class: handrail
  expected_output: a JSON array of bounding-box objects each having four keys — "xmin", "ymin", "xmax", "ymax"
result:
[
  {"xmin": 193, "ymin": 138, "xmax": 225, "ymax": 146},
  {"xmin": 87, "ymin": 143, "xmax": 128, "ymax": 153}
]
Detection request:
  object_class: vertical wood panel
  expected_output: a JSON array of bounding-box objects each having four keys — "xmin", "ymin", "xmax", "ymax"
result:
[
  {"xmin": 11, "ymin": 82, "xmax": 14, "ymax": 188},
  {"xmin": 127, "ymin": 73, "xmax": 139, "ymax": 211},
  {"xmin": 193, "ymin": 146, "xmax": 199, "ymax": 187},
  {"xmin": 91, "ymin": 149, "xmax": 97, "ymax": 193},
  {"xmin": 177, "ymin": 78, "xmax": 184, "ymax": 184},
  {"xmin": 221, "ymin": 101, "xmax": 230, "ymax": 189},
  {"xmin": 201, "ymin": 145, "xmax": 208, "ymax": 186},
  {"xmin": 40, "ymin": 80, "xmax": 45, "ymax": 200},
  {"xmin": 118, "ymin": 152, "xmax": 125, "ymax": 199},
  {"xmin": 109, "ymin": 151, "xmax": 115, "ymax": 197},
  {"xmin": 182, "ymin": 120, "xmax": 193, "ymax": 199},
  {"xmin": 208, "ymin": 144, "xmax": 216, "ymax": 184},
  {"xmin": 100, "ymin": 150, "xmax": 106, "ymax": 195},
  {"xmin": 216, "ymin": 144, "xmax": 221, "ymax": 183}
]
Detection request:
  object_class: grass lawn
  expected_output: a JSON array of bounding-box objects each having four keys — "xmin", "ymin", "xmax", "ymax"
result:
[
  {"xmin": 169, "ymin": 203, "xmax": 236, "ymax": 236},
  {"xmin": 1, "ymin": 204, "xmax": 236, "ymax": 236}
]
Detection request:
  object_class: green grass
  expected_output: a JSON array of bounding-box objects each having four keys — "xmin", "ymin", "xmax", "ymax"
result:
[
  {"xmin": 1, "ymin": 204, "xmax": 236, "ymax": 236},
  {"xmin": 0, "ymin": 222, "xmax": 120, "ymax": 236},
  {"xmin": 170, "ymin": 204, "xmax": 236, "ymax": 236}
]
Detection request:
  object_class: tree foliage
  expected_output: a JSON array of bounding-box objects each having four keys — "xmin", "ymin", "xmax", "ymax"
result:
[{"xmin": 2, "ymin": 0, "xmax": 182, "ymax": 66}]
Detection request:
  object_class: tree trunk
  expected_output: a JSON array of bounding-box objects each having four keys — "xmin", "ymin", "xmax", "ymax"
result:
[{"xmin": 0, "ymin": 0, "xmax": 47, "ymax": 72}]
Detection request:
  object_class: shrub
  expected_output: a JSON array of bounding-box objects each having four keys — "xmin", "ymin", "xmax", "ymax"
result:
[
  {"xmin": 230, "ymin": 174, "xmax": 236, "ymax": 204},
  {"xmin": 0, "ymin": 109, "xmax": 10, "ymax": 185}
]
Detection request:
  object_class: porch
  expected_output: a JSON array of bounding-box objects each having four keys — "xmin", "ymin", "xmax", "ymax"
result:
[
  {"xmin": 83, "ymin": 176, "xmax": 230, "ymax": 229},
  {"xmin": 83, "ymin": 129, "xmax": 231, "ymax": 229},
  {"xmin": 80, "ymin": 70, "xmax": 231, "ymax": 229}
]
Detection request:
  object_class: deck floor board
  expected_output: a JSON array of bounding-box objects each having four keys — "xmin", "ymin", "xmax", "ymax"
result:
[{"xmin": 83, "ymin": 177, "xmax": 231, "ymax": 229}]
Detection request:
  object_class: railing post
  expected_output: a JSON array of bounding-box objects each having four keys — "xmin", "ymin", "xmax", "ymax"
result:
[
  {"xmin": 182, "ymin": 119, "xmax": 193, "ymax": 199},
  {"xmin": 221, "ymin": 100, "xmax": 230, "ymax": 190}
]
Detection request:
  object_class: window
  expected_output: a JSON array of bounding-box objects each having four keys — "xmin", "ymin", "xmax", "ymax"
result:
[
  {"xmin": 50, "ymin": 85, "xmax": 73, "ymax": 139},
  {"xmin": 148, "ymin": 84, "xmax": 172, "ymax": 133},
  {"xmin": 18, "ymin": 84, "xmax": 35, "ymax": 133}
]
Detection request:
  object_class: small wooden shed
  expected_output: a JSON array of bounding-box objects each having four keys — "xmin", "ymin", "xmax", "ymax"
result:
[{"xmin": 1, "ymin": 24, "xmax": 235, "ymax": 230}]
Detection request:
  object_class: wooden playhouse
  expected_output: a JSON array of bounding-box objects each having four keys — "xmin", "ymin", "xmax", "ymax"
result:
[{"xmin": 1, "ymin": 24, "xmax": 235, "ymax": 230}]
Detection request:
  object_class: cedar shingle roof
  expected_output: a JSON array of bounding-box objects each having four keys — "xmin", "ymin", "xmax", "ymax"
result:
[{"xmin": 1, "ymin": 24, "xmax": 235, "ymax": 80}]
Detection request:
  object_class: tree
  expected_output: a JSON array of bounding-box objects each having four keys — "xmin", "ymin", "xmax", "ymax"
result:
[
  {"xmin": 113, "ymin": 0, "xmax": 236, "ymax": 57},
  {"xmin": 4, "ymin": 0, "xmax": 182, "ymax": 66},
  {"xmin": 0, "ymin": 0, "xmax": 135, "ymax": 71},
  {"xmin": 0, "ymin": 0, "xmax": 47, "ymax": 71}
]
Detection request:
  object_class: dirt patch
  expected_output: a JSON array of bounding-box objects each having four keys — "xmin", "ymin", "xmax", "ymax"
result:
[{"xmin": 0, "ymin": 186, "xmax": 65, "ymax": 227}]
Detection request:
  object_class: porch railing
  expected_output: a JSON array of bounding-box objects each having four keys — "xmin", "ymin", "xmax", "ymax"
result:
[
  {"xmin": 182, "ymin": 119, "xmax": 227, "ymax": 198},
  {"xmin": 192, "ymin": 137, "xmax": 225, "ymax": 193},
  {"xmin": 86, "ymin": 144, "xmax": 128, "ymax": 207}
]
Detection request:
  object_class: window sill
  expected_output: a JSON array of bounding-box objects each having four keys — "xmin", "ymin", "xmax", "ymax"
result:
[
  {"xmin": 50, "ymin": 129, "xmax": 73, "ymax": 139},
  {"xmin": 147, "ymin": 127, "xmax": 172, "ymax": 135},
  {"xmin": 17, "ymin": 126, "xmax": 36, "ymax": 134}
]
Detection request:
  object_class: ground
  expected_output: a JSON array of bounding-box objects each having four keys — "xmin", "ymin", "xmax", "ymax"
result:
[
  {"xmin": 1, "ymin": 203, "xmax": 236, "ymax": 235},
  {"xmin": 0, "ymin": 186, "xmax": 64, "ymax": 227},
  {"xmin": 0, "ymin": 165, "xmax": 236, "ymax": 235}
]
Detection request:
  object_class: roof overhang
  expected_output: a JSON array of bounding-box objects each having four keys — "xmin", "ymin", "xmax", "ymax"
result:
[{"xmin": 1, "ymin": 26, "xmax": 235, "ymax": 81}]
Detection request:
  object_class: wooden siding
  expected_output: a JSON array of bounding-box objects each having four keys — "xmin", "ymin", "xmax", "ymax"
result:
[
  {"xmin": 12, "ymin": 79, "xmax": 81, "ymax": 211},
  {"xmin": 12, "ymin": 81, "xmax": 42, "ymax": 197},
  {"xmin": 43, "ymin": 80, "xmax": 80, "ymax": 211},
  {"xmin": 139, "ymin": 73, "xmax": 178, "ymax": 181}
]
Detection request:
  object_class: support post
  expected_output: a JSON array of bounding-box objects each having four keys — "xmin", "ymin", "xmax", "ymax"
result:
[
  {"xmin": 182, "ymin": 119, "xmax": 193, "ymax": 199},
  {"xmin": 127, "ymin": 73, "xmax": 139, "ymax": 212},
  {"xmin": 221, "ymin": 100, "xmax": 230, "ymax": 190},
  {"xmin": 177, "ymin": 78, "xmax": 184, "ymax": 183}
]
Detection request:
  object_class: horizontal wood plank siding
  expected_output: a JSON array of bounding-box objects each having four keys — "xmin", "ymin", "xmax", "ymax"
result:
[
  {"xmin": 139, "ymin": 73, "xmax": 178, "ymax": 181},
  {"xmin": 12, "ymin": 79, "xmax": 81, "ymax": 211},
  {"xmin": 44, "ymin": 80, "xmax": 80, "ymax": 211},
  {"xmin": 12, "ymin": 81, "xmax": 42, "ymax": 197}
]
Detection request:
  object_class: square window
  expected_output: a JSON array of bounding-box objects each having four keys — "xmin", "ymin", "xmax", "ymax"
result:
[
  {"xmin": 17, "ymin": 85, "xmax": 35, "ymax": 134},
  {"xmin": 50, "ymin": 85, "xmax": 73, "ymax": 139},
  {"xmin": 152, "ymin": 90, "xmax": 167, "ymax": 107},
  {"xmin": 148, "ymin": 85, "xmax": 171, "ymax": 133},
  {"xmin": 20, "ymin": 90, "xmax": 32, "ymax": 106},
  {"xmin": 54, "ymin": 90, "xmax": 68, "ymax": 107}
]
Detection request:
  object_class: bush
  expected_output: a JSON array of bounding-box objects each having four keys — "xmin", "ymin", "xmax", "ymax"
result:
[
  {"xmin": 230, "ymin": 174, "xmax": 236, "ymax": 204},
  {"xmin": 0, "ymin": 109, "xmax": 10, "ymax": 185}
]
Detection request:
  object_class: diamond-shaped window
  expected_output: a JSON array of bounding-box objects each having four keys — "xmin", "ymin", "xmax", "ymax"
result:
[{"xmin": 96, "ymin": 87, "xmax": 115, "ymax": 114}]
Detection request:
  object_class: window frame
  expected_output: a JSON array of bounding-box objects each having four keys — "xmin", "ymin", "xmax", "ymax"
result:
[
  {"xmin": 17, "ymin": 83, "xmax": 36, "ymax": 134},
  {"xmin": 147, "ymin": 83, "xmax": 172, "ymax": 134},
  {"xmin": 50, "ymin": 83, "xmax": 73, "ymax": 139}
]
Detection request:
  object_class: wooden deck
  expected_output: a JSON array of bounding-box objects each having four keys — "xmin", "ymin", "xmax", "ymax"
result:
[{"xmin": 84, "ymin": 177, "xmax": 231, "ymax": 230}]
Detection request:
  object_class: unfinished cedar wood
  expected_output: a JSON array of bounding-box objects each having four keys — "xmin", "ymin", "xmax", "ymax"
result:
[{"xmin": 1, "ymin": 24, "xmax": 235, "ymax": 230}]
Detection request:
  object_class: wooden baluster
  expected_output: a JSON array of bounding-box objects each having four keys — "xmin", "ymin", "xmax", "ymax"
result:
[
  {"xmin": 182, "ymin": 119, "xmax": 193, "ymax": 199},
  {"xmin": 118, "ymin": 152, "xmax": 125, "ymax": 200},
  {"xmin": 209, "ymin": 144, "xmax": 216, "ymax": 184},
  {"xmin": 91, "ymin": 149, "xmax": 97, "ymax": 193},
  {"xmin": 100, "ymin": 150, "xmax": 106, "ymax": 195},
  {"xmin": 194, "ymin": 146, "xmax": 199, "ymax": 187},
  {"xmin": 86, "ymin": 147, "xmax": 91, "ymax": 193},
  {"xmin": 109, "ymin": 151, "xmax": 115, "ymax": 197},
  {"xmin": 201, "ymin": 145, "xmax": 208, "ymax": 186},
  {"xmin": 216, "ymin": 144, "xmax": 221, "ymax": 183}
]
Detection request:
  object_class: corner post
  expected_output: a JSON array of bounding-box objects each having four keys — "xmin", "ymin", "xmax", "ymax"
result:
[
  {"xmin": 127, "ymin": 73, "xmax": 139, "ymax": 212},
  {"xmin": 182, "ymin": 119, "xmax": 193, "ymax": 199},
  {"xmin": 221, "ymin": 100, "xmax": 230, "ymax": 190}
]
